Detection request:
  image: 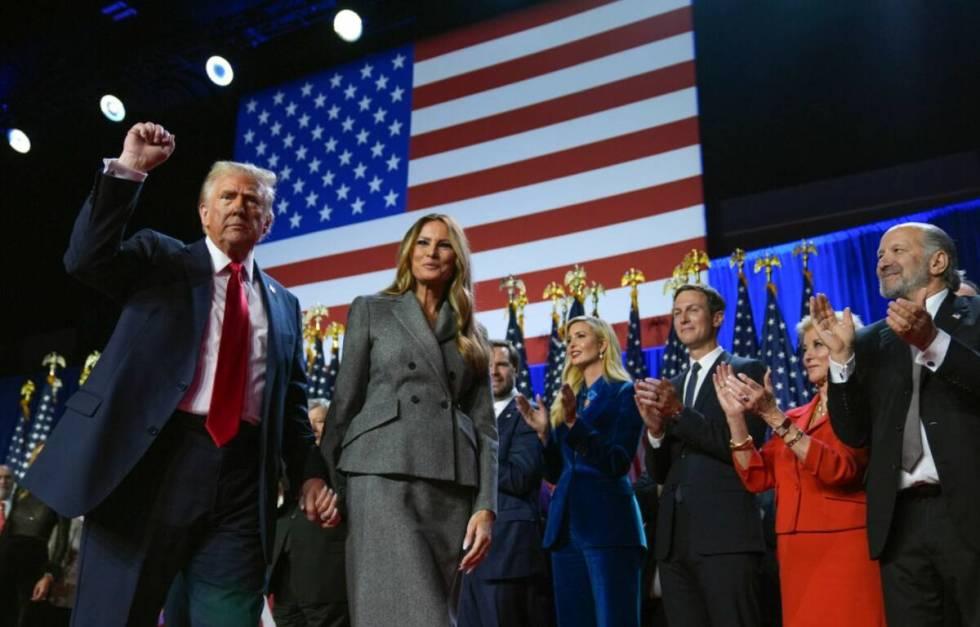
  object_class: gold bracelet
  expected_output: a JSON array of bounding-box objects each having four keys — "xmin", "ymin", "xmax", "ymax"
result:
[
  {"xmin": 729, "ymin": 435, "xmax": 754, "ymax": 451},
  {"xmin": 784, "ymin": 427, "xmax": 805, "ymax": 448}
]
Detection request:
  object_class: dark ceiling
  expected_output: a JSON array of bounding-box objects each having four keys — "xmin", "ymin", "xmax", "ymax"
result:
[{"xmin": 3, "ymin": 0, "xmax": 980, "ymax": 376}]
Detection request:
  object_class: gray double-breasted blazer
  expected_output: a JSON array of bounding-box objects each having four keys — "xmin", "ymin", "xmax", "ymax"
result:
[{"xmin": 321, "ymin": 290, "xmax": 498, "ymax": 515}]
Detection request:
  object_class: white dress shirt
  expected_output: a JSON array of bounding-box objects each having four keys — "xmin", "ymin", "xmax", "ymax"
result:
[
  {"xmin": 647, "ymin": 345, "xmax": 725, "ymax": 448},
  {"xmin": 493, "ymin": 389, "xmax": 518, "ymax": 420},
  {"xmin": 829, "ymin": 289, "xmax": 950, "ymax": 488}
]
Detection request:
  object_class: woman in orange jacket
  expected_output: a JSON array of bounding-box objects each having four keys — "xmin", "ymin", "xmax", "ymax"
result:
[{"xmin": 714, "ymin": 313, "xmax": 886, "ymax": 627}]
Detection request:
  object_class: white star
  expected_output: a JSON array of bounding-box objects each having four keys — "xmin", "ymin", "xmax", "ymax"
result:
[
  {"xmin": 353, "ymin": 162, "xmax": 367, "ymax": 179},
  {"xmin": 295, "ymin": 145, "xmax": 308, "ymax": 160},
  {"xmin": 392, "ymin": 53, "xmax": 406, "ymax": 69},
  {"xmin": 305, "ymin": 191, "xmax": 319, "ymax": 207},
  {"xmin": 258, "ymin": 110, "xmax": 270, "ymax": 124},
  {"xmin": 283, "ymin": 133, "xmax": 295, "ymax": 148},
  {"xmin": 330, "ymin": 73, "xmax": 342, "ymax": 88},
  {"xmin": 276, "ymin": 199, "xmax": 289, "ymax": 215},
  {"xmin": 339, "ymin": 150, "xmax": 352, "ymax": 166},
  {"xmin": 327, "ymin": 105, "xmax": 340, "ymax": 120},
  {"xmin": 388, "ymin": 120, "xmax": 403, "ymax": 136},
  {"xmin": 386, "ymin": 154, "xmax": 401, "ymax": 171},
  {"xmin": 360, "ymin": 63, "xmax": 374, "ymax": 79},
  {"xmin": 268, "ymin": 153, "xmax": 280, "ymax": 168},
  {"xmin": 375, "ymin": 74, "xmax": 389, "ymax": 90},
  {"xmin": 370, "ymin": 141, "xmax": 385, "ymax": 158},
  {"xmin": 301, "ymin": 82, "xmax": 313, "ymax": 96},
  {"xmin": 311, "ymin": 125, "xmax": 324, "ymax": 141},
  {"xmin": 341, "ymin": 116, "xmax": 355, "ymax": 132},
  {"xmin": 308, "ymin": 157, "xmax": 321, "ymax": 173},
  {"xmin": 246, "ymin": 99, "xmax": 258, "ymax": 113},
  {"xmin": 356, "ymin": 128, "xmax": 369, "ymax": 144},
  {"xmin": 357, "ymin": 96, "xmax": 373, "ymax": 113},
  {"xmin": 279, "ymin": 165, "xmax": 292, "ymax": 181},
  {"xmin": 270, "ymin": 122, "xmax": 282, "ymax": 136},
  {"xmin": 255, "ymin": 141, "xmax": 267, "ymax": 156},
  {"xmin": 273, "ymin": 91, "xmax": 285, "ymax": 105},
  {"xmin": 373, "ymin": 108, "xmax": 387, "ymax": 124},
  {"xmin": 390, "ymin": 86, "xmax": 405, "ymax": 102},
  {"xmin": 336, "ymin": 183, "xmax": 350, "ymax": 200},
  {"xmin": 319, "ymin": 205, "xmax": 332, "ymax": 221},
  {"xmin": 244, "ymin": 129, "xmax": 255, "ymax": 144},
  {"xmin": 351, "ymin": 197, "xmax": 365, "ymax": 214},
  {"xmin": 324, "ymin": 137, "xmax": 338, "ymax": 153},
  {"xmin": 289, "ymin": 212, "xmax": 302, "ymax": 228},
  {"xmin": 321, "ymin": 170, "xmax": 335, "ymax": 186},
  {"xmin": 292, "ymin": 179, "xmax": 305, "ymax": 194},
  {"xmin": 298, "ymin": 113, "xmax": 310, "ymax": 128},
  {"xmin": 314, "ymin": 93, "xmax": 326, "ymax": 108},
  {"xmin": 368, "ymin": 175, "xmax": 382, "ymax": 192},
  {"xmin": 285, "ymin": 102, "xmax": 297, "ymax": 117},
  {"xmin": 384, "ymin": 189, "xmax": 398, "ymax": 207},
  {"xmin": 344, "ymin": 83, "xmax": 357, "ymax": 99}
]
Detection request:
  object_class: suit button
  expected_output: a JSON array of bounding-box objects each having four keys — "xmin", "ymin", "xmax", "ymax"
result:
[
  {"xmin": 441, "ymin": 400, "xmax": 449, "ymax": 409},
  {"xmin": 408, "ymin": 362, "xmax": 417, "ymax": 370},
  {"xmin": 895, "ymin": 424, "xmax": 903, "ymax": 431},
  {"xmin": 448, "ymin": 371, "xmax": 456, "ymax": 380},
  {"xmin": 147, "ymin": 426, "xmax": 159, "ymax": 436},
  {"xmin": 411, "ymin": 395, "xmax": 420, "ymax": 404},
  {"xmin": 176, "ymin": 382, "xmax": 188, "ymax": 392}
]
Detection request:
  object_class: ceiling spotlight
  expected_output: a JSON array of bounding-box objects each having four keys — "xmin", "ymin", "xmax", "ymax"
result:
[
  {"xmin": 100, "ymin": 94, "xmax": 126, "ymax": 122},
  {"xmin": 7, "ymin": 128, "xmax": 30, "ymax": 154},
  {"xmin": 334, "ymin": 9, "xmax": 362, "ymax": 42},
  {"xmin": 206, "ymin": 55, "xmax": 234, "ymax": 87}
]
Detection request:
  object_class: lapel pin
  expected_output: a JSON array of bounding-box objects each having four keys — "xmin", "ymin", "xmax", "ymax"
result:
[
  {"xmin": 952, "ymin": 312, "xmax": 961, "ymax": 319},
  {"xmin": 269, "ymin": 284, "xmax": 277, "ymax": 295}
]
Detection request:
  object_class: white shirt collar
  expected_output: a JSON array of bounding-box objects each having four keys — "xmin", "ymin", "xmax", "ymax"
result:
[
  {"xmin": 925, "ymin": 288, "xmax": 948, "ymax": 319},
  {"xmin": 204, "ymin": 236, "xmax": 256, "ymax": 283},
  {"xmin": 689, "ymin": 344, "xmax": 725, "ymax": 373},
  {"xmin": 493, "ymin": 388, "xmax": 518, "ymax": 418}
]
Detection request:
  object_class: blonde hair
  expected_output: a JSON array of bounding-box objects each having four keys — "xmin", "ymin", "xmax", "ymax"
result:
[
  {"xmin": 384, "ymin": 213, "xmax": 489, "ymax": 373},
  {"xmin": 550, "ymin": 316, "xmax": 631, "ymax": 427},
  {"xmin": 796, "ymin": 311, "xmax": 864, "ymax": 337},
  {"xmin": 199, "ymin": 160, "xmax": 277, "ymax": 220}
]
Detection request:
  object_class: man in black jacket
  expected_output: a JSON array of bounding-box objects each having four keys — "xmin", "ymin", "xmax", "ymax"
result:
[{"xmin": 636, "ymin": 284, "xmax": 766, "ymax": 627}]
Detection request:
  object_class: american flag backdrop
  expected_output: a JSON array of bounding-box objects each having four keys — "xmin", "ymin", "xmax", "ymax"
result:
[{"xmin": 235, "ymin": 0, "xmax": 706, "ymax": 363}]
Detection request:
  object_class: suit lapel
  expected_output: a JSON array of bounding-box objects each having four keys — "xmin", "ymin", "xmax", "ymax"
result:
[
  {"xmin": 935, "ymin": 291, "xmax": 967, "ymax": 334},
  {"xmin": 392, "ymin": 292, "xmax": 450, "ymax": 395},
  {"xmin": 496, "ymin": 399, "xmax": 520, "ymax": 460},
  {"xmin": 580, "ymin": 377, "xmax": 614, "ymax": 425},
  {"xmin": 692, "ymin": 351, "xmax": 727, "ymax": 411},
  {"xmin": 255, "ymin": 264, "xmax": 283, "ymax": 422},
  {"xmin": 878, "ymin": 324, "xmax": 912, "ymax": 394},
  {"xmin": 182, "ymin": 240, "xmax": 213, "ymax": 353}
]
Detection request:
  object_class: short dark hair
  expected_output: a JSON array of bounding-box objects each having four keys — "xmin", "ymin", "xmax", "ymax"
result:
[
  {"xmin": 490, "ymin": 339, "xmax": 520, "ymax": 371},
  {"xmin": 673, "ymin": 284, "xmax": 726, "ymax": 317}
]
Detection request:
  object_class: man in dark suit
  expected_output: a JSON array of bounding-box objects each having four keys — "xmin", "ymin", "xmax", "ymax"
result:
[
  {"xmin": 23, "ymin": 121, "xmax": 338, "ymax": 626},
  {"xmin": 814, "ymin": 222, "xmax": 980, "ymax": 626},
  {"xmin": 457, "ymin": 340, "xmax": 550, "ymax": 627},
  {"xmin": 269, "ymin": 398, "xmax": 349, "ymax": 627},
  {"xmin": 635, "ymin": 284, "xmax": 767, "ymax": 627}
]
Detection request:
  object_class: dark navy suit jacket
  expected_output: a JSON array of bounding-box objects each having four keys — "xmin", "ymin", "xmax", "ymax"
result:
[
  {"xmin": 542, "ymin": 377, "xmax": 646, "ymax": 550},
  {"xmin": 472, "ymin": 397, "xmax": 547, "ymax": 580},
  {"xmin": 23, "ymin": 173, "xmax": 326, "ymax": 561}
]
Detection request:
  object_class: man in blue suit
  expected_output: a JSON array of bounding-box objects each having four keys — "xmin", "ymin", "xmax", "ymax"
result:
[
  {"xmin": 457, "ymin": 340, "xmax": 550, "ymax": 627},
  {"xmin": 23, "ymin": 121, "xmax": 338, "ymax": 626}
]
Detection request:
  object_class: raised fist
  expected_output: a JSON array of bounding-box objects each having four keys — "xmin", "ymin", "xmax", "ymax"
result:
[{"xmin": 118, "ymin": 121, "xmax": 175, "ymax": 173}]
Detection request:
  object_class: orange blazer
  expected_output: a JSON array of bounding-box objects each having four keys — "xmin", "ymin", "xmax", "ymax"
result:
[{"xmin": 734, "ymin": 395, "xmax": 870, "ymax": 534}]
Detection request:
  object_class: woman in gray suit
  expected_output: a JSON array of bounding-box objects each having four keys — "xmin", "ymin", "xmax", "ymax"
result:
[{"xmin": 321, "ymin": 213, "xmax": 498, "ymax": 627}]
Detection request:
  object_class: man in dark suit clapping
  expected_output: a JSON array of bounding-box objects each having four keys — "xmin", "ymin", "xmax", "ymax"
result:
[{"xmin": 457, "ymin": 340, "xmax": 550, "ymax": 627}]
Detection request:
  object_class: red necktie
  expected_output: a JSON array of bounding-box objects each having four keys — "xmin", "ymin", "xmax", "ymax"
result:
[{"xmin": 206, "ymin": 261, "xmax": 250, "ymax": 447}]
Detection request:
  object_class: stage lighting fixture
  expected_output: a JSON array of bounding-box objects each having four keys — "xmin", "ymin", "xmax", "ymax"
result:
[
  {"xmin": 7, "ymin": 128, "xmax": 30, "ymax": 154},
  {"xmin": 206, "ymin": 55, "xmax": 234, "ymax": 86},
  {"xmin": 100, "ymin": 94, "xmax": 126, "ymax": 122},
  {"xmin": 334, "ymin": 9, "xmax": 362, "ymax": 42}
]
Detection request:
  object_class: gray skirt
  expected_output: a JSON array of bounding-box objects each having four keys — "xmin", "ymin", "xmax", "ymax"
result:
[{"xmin": 346, "ymin": 474, "xmax": 474, "ymax": 627}]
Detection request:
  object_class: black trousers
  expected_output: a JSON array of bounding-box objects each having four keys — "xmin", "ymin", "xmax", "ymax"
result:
[
  {"xmin": 71, "ymin": 412, "xmax": 265, "ymax": 627},
  {"xmin": 658, "ymin": 499, "xmax": 763, "ymax": 627},
  {"xmin": 456, "ymin": 571, "xmax": 554, "ymax": 627},
  {"xmin": 880, "ymin": 486, "xmax": 980, "ymax": 627},
  {"xmin": 0, "ymin": 535, "xmax": 49, "ymax": 627}
]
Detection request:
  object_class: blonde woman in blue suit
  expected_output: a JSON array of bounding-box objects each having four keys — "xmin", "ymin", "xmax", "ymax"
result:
[{"xmin": 517, "ymin": 316, "xmax": 646, "ymax": 627}]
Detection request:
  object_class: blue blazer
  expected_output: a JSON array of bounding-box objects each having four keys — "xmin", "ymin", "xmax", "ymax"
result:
[
  {"xmin": 23, "ymin": 173, "xmax": 326, "ymax": 561},
  {"xmin": 542, "ymin": 377, "xmax": 646, "ymax": 550},
  {"xmin": 472, "ymin": 397, "xmax": 547, "ymax": 580}
]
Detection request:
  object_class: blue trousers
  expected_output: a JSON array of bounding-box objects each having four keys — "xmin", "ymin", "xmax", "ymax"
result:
[{"xmin": 551, "ymin": 540, "xmax": 644, "ymax": 627}]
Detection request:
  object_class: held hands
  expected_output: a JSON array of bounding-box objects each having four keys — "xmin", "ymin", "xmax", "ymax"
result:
[
  {"xmin": 809, "ymin": 294, "xmax": 856, "ymax": 364},
  {"xmin": 516, "ymin": 394, "xmax": 551, "ymax": 443},
  {"xmin": 301, "ymin": 477, "xmax": 342, "ymax": 528},
  {"xmin": 459, "ymin": 509, "xmax": 494, "ymax": 574},
  {"xmin": 886, "ymin": 287, "xmax": 938, "ymax": 351},
  {"xmin": 715, "ymin": 364, "xmax": 784, "ymax": 428},
  {"xmin": 634, "ymin": 377, "xmax": 682, "ymax": 438},
  {"xmin": 118, "ymin": 121, "xmax": 175, "ymax": 173}
]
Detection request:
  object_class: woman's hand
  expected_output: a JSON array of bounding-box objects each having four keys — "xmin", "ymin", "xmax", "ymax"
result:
[
  {"xmin": 516, "ymin": 394, "xmax": 550, "ymax": 443},
  {"xmin": 720, "ymin": 366, "xmax": 784, "ymax": 428},
  {"xmin": 31, "ymin": 573, "xmax": 53, "ymax": 601},
  {"xmin": 459, "ymin": 509, "xmax": 494, "ymax": 574},
  {"xmin": 559, "ymin": 384, "xmax": 576, "ymax": 427}
]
